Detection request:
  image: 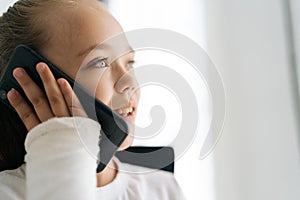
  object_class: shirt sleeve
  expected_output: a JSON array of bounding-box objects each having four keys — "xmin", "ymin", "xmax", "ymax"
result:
[{"xmin": 24, "ymin": 117, "xmax": 100, "ymax": 200}]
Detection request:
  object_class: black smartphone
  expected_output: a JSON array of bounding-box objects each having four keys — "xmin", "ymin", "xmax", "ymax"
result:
[{"xmin": 0, "ymin": 45, "xmax": 129, "ymax": 172}]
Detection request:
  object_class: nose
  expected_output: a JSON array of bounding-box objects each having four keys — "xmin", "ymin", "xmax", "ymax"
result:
[{"xmin": 113, "ymin": 60, "xmax": 137, "ymax": 94}]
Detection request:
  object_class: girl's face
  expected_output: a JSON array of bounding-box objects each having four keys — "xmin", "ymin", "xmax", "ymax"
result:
[{"xmin": 40, "ymin": 1, "xmax": 140, "ymax": 149}]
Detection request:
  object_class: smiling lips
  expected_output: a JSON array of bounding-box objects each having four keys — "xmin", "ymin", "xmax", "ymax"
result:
[
  {"xmin": 115, "ymin": 107, "xmax": 134, "ymax": 116},
  {"xmin": 113, "ymin": 104, "xmax": 136, "ymax": 123}
]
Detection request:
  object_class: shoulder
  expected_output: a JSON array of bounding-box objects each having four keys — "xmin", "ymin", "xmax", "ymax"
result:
[
  {"xmin": 115, "ymin": 159, "xmax": 186, "ymax": 200},
  {"xmin": 0, "ymin": 164, "xmax": 26, "ymax": 199},
  {"xmin": 120, "ymin": 160, "xmax": 175, "ymax": 182}
]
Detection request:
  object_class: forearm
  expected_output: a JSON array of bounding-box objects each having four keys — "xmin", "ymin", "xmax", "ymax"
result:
[{"xmin": 24, "ymin": 117, "xmax": 100, "ymax": 200}]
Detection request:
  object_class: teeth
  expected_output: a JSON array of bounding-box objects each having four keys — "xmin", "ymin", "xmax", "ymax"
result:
[{"xmin": 116, "ymin": 107, "xmax": 133, "ymax": 115}]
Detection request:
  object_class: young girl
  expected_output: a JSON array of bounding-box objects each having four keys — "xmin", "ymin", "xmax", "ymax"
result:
[{"xmin": 0, "ymin": 0, "xmax": 185, "ymax": 199}]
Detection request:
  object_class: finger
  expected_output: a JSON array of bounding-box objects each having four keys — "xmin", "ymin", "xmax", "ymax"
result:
[
  {"xmin": 36, "ymin": 63, "xmax": 70, "ymax": 117},
  {"xmin": 57, "ymin": 78, "xmax": 87, "ymax": 117},
  {"xmin": 7, "ymin": 89, "xmax": 40, "ymax": 131},
  {"xmin": 13, "ymin": 68, "xmax": 54, "ymax": 122}
]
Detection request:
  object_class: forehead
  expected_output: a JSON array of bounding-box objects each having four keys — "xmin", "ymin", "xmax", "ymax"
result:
[
  {"xmin": 75, "ymin": 3, "xmax": 125, "ymax": 52},
  {"xmin": 39, "ymin": 1, "xmax": 132, "ymax": 78},
  {"xmin": 50, "ymin": 1, "xmax": 128, "ymax": 58}
]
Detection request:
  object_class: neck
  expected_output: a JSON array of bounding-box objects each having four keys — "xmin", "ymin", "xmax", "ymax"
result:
[{"xmin": 96, "ymin": 159, "xmax": 118, "ymax": 187}]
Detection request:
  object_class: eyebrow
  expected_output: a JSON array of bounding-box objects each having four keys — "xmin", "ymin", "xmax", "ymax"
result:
[
  {"xmin": 77, "ymin": 43, "xmax": 135, "ymax": 58},
  {"xmin": 76, "ymin": 44, "xmax": 105, "ymax": 57}
]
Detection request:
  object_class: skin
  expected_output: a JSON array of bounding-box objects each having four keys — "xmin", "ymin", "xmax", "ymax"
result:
[{"xmin": 6, "ymin": 0, "xmax": 140, "ymax": 187}]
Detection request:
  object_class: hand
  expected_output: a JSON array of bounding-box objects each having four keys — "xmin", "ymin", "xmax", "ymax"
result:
[{"xmin": 7, "ymin": 62, "xmax": 87, "ymax": 131}]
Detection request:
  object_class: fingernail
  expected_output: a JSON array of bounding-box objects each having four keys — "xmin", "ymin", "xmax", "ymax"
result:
[
  {"xmin": 7, "ymin": 89, "xmax": 18, "ymax": 99},
  {"xmin": 36, "ymin": 64, "xmax": 46, "ymax": 73},
  {"xmin": 14, "ymin": 68, "xmax": 24, "ymax": 78},
  {"xmin": 57, "ymin": 79, "xmax": 65, "ymax": 86}
]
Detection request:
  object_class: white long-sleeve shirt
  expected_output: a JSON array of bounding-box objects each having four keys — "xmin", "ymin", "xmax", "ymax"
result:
[{"xmin": 0, "ymin": 117, "xmax": 185, "ymax": 200}]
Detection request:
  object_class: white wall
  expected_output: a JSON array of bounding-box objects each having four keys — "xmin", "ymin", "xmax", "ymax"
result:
[
  {"xmin": 108, "ymin": 1, "xmax": 215, "ymax": 200},
  {"xmin": 0, "ymin": 0, "xmax": 15, "ymax": 13},
  {"xmin": 291, "ymin": 0, "xmax": 300, "ymax": 99},
  {"xmin": 205, "ymin": 0, "xmax": 300, "ymax": 200}
]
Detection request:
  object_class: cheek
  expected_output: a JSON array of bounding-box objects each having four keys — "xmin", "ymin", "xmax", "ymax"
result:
[
  {"xmin": 76, "ymin": 70, "xmax": 115, "ymax": 106},
  {"xmin": 95, "ymin": 82, "xmax": 114, "ymax": 106},
  {"xmin": 92, "ymin": 71, "xmax": 115, "ymax": 106}
]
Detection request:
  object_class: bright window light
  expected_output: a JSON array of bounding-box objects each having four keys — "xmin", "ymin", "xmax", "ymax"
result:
[{"xmin": 107, "ymin": 1, "xmax": 216, "ymax": 199}]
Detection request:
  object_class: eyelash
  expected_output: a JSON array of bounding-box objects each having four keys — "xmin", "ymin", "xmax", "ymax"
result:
[
  {"xmin": 87, "ymin": 58, "xmax": 136, "ymax": 69},
  {"xmin": 88, "ymin": 57, "xmax": 109, "ymax": 68},
  {"xmin": 127, "ymin": 60, "xmax": 135, "ymax": 68}
]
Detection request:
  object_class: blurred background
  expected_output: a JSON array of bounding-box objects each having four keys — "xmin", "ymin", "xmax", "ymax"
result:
[{"xmin": 1, "ymin": 0, "xmax": 300, "ymax": 199}]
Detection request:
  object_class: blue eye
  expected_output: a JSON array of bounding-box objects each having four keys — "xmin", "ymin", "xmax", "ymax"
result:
[
  {"xmin": 88, "ymin": 57, "xmax": 109, "ymax": 68},
  {"xmin": 95, "ymin": 58, "xmax": 109, "ymax": 68},
  {"xmin": 127, "ymin": 60, "xmax": 136, "ymax": 68}
]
